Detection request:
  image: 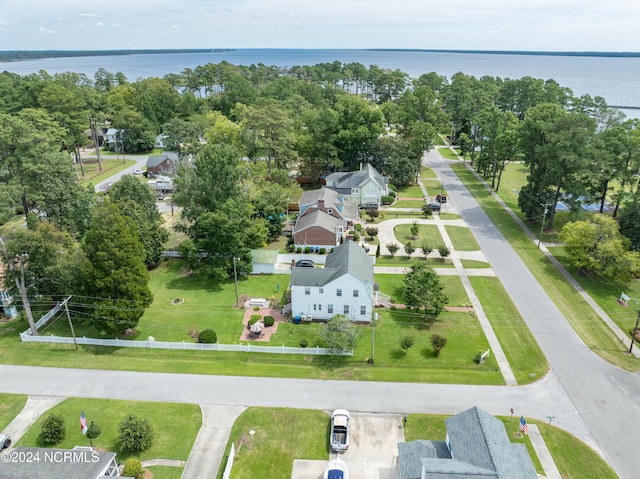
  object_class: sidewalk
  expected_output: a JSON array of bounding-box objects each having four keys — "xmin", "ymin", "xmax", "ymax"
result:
[
  {"xmin": 528, "ymin": 424, "xmax": 562, "ymax": 479},
  {"xmin": 181, "ymin": 405, "xmax": 246, "ymax": 479}
]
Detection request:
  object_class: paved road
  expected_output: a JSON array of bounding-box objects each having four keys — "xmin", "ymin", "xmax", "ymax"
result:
[
  {"xmin": 92, "ymin": 155, "xmax": 148, "ymax": 193},
  {"xmin": 428, "ymin": 151, "xmax": 640, "ymax": 479}
]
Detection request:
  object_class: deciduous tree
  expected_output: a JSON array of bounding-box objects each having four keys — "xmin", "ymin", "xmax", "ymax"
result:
[{"xmin": 402, "ymin": 261, "xmax": 448, "ymax": 316}]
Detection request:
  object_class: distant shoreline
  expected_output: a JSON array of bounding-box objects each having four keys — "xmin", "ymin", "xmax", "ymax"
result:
[{"xmin": 1, "ymin": 48, "xmax": 639, "ymax": 64}]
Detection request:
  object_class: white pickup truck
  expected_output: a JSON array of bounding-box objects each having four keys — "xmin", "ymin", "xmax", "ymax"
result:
[{"xmin": 330, "ymin": 409, "xmax": 350, "ymax": 452}]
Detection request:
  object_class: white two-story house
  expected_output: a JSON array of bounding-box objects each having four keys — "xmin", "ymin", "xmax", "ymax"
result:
[
  {"xmin": 324, "ymin": 163, "xmax": 389, "ymax": 208},
  {"xmin": 289, "ymin": 240, "xmax": 375, "ymax": 322}
]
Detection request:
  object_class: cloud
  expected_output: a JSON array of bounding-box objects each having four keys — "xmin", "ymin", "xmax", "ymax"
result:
[
  {"xmin": 0, "ymin": 20, "xmax": 7, "ymax": 25},
  {"xmin": 171, "ymin": 25, "xmax": 180, "ymax": 29},
  {"xmin": 80, "ymin": 13, "xmax": 97, "ymax": 17},
  {"xmin": 111, "ymin": 23, "xmax": 124, "ymax": 27},
  {"xmin": 95, "ymin": 22, "xmax": 104, "ymax": 27},
  {"xmin": 38, "ymin": 26, "xmax": 55, "ymax": 34}
]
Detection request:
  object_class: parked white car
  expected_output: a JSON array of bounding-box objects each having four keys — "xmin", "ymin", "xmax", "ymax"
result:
[
  {"xmin": 0, "ymin": 433, "xmax": 11, "ymax": 450},
  {"xmin": 330, "ymin": 409, "xmax": 350, "ymax": 452},
  {"xmin": 132, "ymin": 168, "xmax": 143, "ymax": 175}
]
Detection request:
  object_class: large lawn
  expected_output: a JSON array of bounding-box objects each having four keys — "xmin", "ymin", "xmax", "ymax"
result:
[
  {"xmin": 17, "ymin": 397, "xmax": 201, "ymax": 464},
  {"xmin": 444, "ymin": 225, "xmax": 481, "ymax": 251},
  {"xmin": 393, "ymin": 223, "xmax": 444, "ymax": 249},
  {"xmin": 220, "ymin": 408, "xmax": 328, "ymax": 479},
  {"xmin": 394, "ymin": 184, "xmax": 424, "ymax": 198},
  {"xmin": 76, "ymin": 158, "xmax": 136, "ymax": 187}
]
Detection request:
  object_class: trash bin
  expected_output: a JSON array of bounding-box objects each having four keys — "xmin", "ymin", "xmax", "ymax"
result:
[{"xmin": 294, "ymin": 316, "xmax": 301, "ymax": 324}]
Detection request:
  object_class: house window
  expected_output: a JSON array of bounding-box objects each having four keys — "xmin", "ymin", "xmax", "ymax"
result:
[
  {"xmin": 319, "ymin": 288, "xmax": 323, "ymax": 294},
  {"xmin": 353, "ymin": 289, "xmax": 359, "ymax": 298},
  {"xmin": 305, "ymin": 287, "xmax": 310, "ymax": 295},
  {"xmin": 328, "ymin": 304, "xmax": 333, "ymax": 314},
  {"xmin": 365, "ymin": 189, "xmax": 376, "ymax": 197},
  {"xmin": 313, "ymin": 304, "xmax": 317, "ymax": 311},
  {"xmin": 344, "ymin": 305, "xmax": 350, "ymax": 314},
  {"xmin": 319, "ymin": 304, "xmax": 322, "ymax": 311},
  {"xmin": 327, "ymin": 208, "xmax": 333, "ymax": 214},
  {"xmin": 337, "ymin": 288, "xmax": 342, "ymax": 297},
  {"xmin": 360, "ymin": 305, "xmax": 366, "ymax": 315}
]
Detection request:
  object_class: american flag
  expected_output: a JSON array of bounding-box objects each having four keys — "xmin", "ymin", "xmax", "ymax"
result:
[
  {"xmin": 80, "ymin": 411, "xmax": 88, "ymax": 435},
  {"xmin": 519, "ymin": 415, "xmax": 528, "ymax": 435}
]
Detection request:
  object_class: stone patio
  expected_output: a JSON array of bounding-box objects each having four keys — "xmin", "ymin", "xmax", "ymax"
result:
[{"xmin": 239, "ymin": 307, "xmax": 289, "ymax": 342}]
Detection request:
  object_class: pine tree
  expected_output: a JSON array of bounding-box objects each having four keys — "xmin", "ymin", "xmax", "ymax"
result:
[{"xmin": 81, "ymin": 202, "xmax": 153, "ymax": 335}]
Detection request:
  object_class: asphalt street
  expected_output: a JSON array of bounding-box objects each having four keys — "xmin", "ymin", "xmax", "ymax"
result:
[{"xmin": 428, "ymin": 151, "xmax": 640, "ymax": 479}]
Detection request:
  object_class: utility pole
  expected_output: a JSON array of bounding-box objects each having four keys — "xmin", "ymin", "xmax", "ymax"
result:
[
  {"xmin": 369, "ymin": 312, "xmax": 378, "ymax": 365},
  {"xmin": 62, "ymin": 296, "xmax": 77, "ymax": 350},
  {"xmin": 537, "ymin": 203, "xmax": 552, "ymax": 249},
  {"xmin": 628, "ymin": 310, "xmax": 640, "ymax": 354},
  {"xmin": 233, "ymin": 257, "xmax": 240, "ymax": 307}
]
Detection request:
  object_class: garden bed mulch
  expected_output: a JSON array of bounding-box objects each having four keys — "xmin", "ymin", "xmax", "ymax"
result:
[{"xmin": 239, "ymin": 307, "xmax": 288, "ymax": 342}]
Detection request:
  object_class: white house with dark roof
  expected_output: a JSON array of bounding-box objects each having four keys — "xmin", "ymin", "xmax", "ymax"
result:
[
  {"xmin": 398, "ymin": 406, "xmax": 538, "ymax": 479},
  {"xmin": 289, "ymin": 240, "xmax": 375, "ymax": 322},
  {"xmin": 0, "ymin": 446, "xmax": 120, "ymax": 479},
  {"xmin": 324, "ymin": 163, "xmax": 389, "ymax": 207}
]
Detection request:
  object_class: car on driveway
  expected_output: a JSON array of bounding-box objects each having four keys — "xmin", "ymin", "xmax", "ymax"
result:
[
  {"xmin": 423, "ymin": 203, "xmax": 441, "ymax": 212},
  {"xmin": 330, "ymin": 409, "xmax": 350, "ymax": 452},
  {"xmin": 295, "ymin": 259, "xmax": 315, "ymax": 268},
  {"xmin": 0, "ymin": 433, "xmax": 11, "ymax": 450},
  {"xmin": 132, "ymin": 168, "xmax": 143, "ymax": 175}
]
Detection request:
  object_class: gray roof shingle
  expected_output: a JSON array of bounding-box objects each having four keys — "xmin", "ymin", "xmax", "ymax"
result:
[
  {"xmin": 398, "ymin": 407, "xmax": 538, "ymax": 479},
  {"xmin": 293, "ymin": 209, "xmax": 346, "ymax": 236},
  {"xmin": 290, "ymin": 240, "xmax": 373, "ymax": 288}
]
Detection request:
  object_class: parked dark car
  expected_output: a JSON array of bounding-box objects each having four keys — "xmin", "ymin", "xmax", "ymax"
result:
[
  {"xmin": 295, "ymin": 259, "xmax": 315, "ymax": 268},
  {"xmin": 360, "ymin": 202, "xmax": 379, "ymax": 210},
  {"xmin": 423, "ymin": 203, "xmax": 441, "ymax": 212}
]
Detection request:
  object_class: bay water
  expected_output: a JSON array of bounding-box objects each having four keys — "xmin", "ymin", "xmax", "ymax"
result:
[{"xmin": 2, "ymin": 49, "xmax": 639, "ymax": 117}]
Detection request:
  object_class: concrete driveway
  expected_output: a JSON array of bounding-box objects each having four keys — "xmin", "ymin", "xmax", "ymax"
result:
[{"xmin": 292, "ymin": 413, "xmax": 403, "ymax": 479}]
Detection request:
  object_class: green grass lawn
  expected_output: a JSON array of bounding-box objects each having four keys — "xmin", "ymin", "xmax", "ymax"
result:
[
  {"xmin": 451, "ymin": 163, "xmax": 639, "ymax": 371},
  {"xmin": 0, "ymin": 393, "xmax": 27, "ymax": 431},
  {"xmin": 420, "ymin": 166, "xmax": 437, "ymax": 180},
  {"xmin": 394, "ymin": 184, "xmax": 424, "ymax": 198},
  {"xmin": 219, "ymin": 408, "xmax": 328, "ymax": 479},
  {"xmin": 469, "ymin": 277, "xmax": 548, "ymax": 384},
  {"xmin": 374, "ymin": 255, "xmax": 455, "ymax": 267},
  {"xmin": 76, "ymin": 158, "xmax": 136, "ymax": 187},
  {"xmin": 437, "ymin": 148, "xmax": 461, "ymax": 160},
  {"xmin": 0, "ymin": 214, "xmax": 25, "ymax": 236},
  {"xmin": 403, "ymin": 413, "xmax": 616, "ymax": 479},
  {"xmin": 438, "ymin": 212, "xmax": 461, "ymax": 220},
  {"xmin": 460, "ymin": 259, "xmax": 491, "ymax": 268},
  {"xmin": 146, "ymin": 466, "xmax": 183, "ymax": 479},
  {"xmin": 390, "ymin": 199, "xmax": 425, "ymax": 208},
  {"xmin": 43, "ymin": 260, "xmax": 288, "ymax": 343},
  {"xmin": 444, "ymin": 225, "xmax": 481, "ymax": 251},
  {"xmin": 423, "ymin": 180, "xmax": 444, "ymax": 195},
  {"xmin": 17, "ymin": 398, "xmax": 201, "ymax": 463},
  {"xmin": 375, "ymin": 274, "xmax": 469, "ymax": 308},
  {"xmin": 394, "ymin": 224, "xmax": 444, "ymax": 249}
]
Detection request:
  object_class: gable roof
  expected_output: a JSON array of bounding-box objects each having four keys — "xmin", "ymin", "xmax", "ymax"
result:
[
  {"xmin": 325, "ymin": 163, "xmax": 388, "ymax": 191},
  {"xmin": 299, "ymin": 187, "xmax": 343, "ymax": 209},
  {"xmin": 293, "ymin": 209, "xmax": 346, "ymax": 236},
  {"xmin": 398, "ymin": 440, "xmax": 451, "ymax": 479},
  {"xmin": 0, "ymin": 447, "xmax": 117, "ymax": 479},
  {"xmin": 398, "ymin": 407, "xmax": 538, "ymax": 479},
  {"xmin": 146, "ymin": 151, "xmax": 178, "ymax": 168},
  {"xmin": 291, "ymin": 240, "xmax": 373, "ymax": 288}
]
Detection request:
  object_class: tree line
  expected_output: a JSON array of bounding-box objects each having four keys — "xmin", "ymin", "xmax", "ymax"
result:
[{"xmin": 1, "ymin": 59, "xmax": 639, "ymax": 335}]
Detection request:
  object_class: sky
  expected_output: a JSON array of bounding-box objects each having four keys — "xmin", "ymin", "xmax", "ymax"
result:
[{"xmin": 0, "ymin": 0, "xmax": 638, "ymax": 52}]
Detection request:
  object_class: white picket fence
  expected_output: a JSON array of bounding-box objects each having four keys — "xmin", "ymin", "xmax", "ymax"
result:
[
  {"xmin": 19, "ymin": 330, "xmax": 351, "ymax": 356},
  {"xmin": 221, "ymin": 443, "xmax": 235, "ymax": 479}
]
